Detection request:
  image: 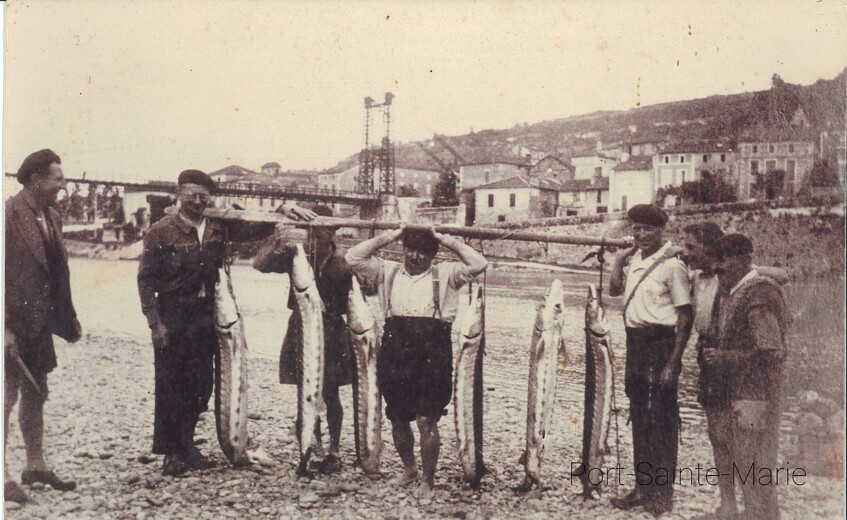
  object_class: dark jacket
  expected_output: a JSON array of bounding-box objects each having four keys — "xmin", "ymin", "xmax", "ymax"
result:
[{"xmin": 5, "ymin": 191, "xmax": 78, "ymax": 342}]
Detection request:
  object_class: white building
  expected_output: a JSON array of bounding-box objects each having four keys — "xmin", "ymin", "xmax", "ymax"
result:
[
  {"xmin": 570, "ymin": 153, "xmax": 618, "ymax": 181},
  {"xmin": 609, "ymin": 155, "xmax": 656, "ymax": 211},
  {"xmin": 473, "ymin": 176, "xmax": 559, "ymax": 224}
]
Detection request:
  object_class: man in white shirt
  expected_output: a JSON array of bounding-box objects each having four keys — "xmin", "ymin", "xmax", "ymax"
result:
[
  {"xmin": 609, "ymin": 204, "xmax": 693, "ymax": 517},
  {"xmin": 345, "ymin": 226, "xmax": 487, "ymax": 497}
]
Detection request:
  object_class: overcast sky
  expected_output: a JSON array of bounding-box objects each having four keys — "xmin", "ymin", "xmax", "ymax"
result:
[{"xmin": 3, "ymin": 0, "xmax": 846, "ymax": 181}]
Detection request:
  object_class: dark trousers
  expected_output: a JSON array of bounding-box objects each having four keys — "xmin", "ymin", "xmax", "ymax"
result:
[
  {"xmin": 625, "ymin": 326, "xmax": 680, "ymax": 504},
  {"xmin": 731, "ymin": 402, "xmax": 781, "ymax": 520},
  {"xmin": 153, "ymin": 299, "xmax": 217, "ymax": 455}
]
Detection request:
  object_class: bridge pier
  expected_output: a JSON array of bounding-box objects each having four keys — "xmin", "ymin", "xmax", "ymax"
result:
[{"xmin": 358, "ymin": 194, "xmax": 400, "ymax": 239}]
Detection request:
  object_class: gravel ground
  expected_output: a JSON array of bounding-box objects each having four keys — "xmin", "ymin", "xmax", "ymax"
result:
[{"xmin": 4, "ymin": 285, "xmax": 844, "ymax": 519}]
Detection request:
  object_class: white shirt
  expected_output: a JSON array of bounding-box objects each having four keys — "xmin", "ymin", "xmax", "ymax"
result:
[
  {"xmin": 389, "ymin": 269, "xmax": 437, "ymax": 318},
  {"xmin": 622, "ymin": 241, "xmax": 691, "ymax": 328}
]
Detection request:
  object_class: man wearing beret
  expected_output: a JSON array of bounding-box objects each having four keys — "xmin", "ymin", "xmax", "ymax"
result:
[
  {"xmin": 702, "ymin": 234, "xmax": 788, "ymax": 520},
  {"xmin": 5, "ymin": 149, "xmax": 81, "ymax": 503},
  {"xmin": 609, "ymin": 204, "xmax": 693, "ymax": 516},
  {"xmin": 137, "ymin": 169, "xmax": 313, "ymax": 476}
]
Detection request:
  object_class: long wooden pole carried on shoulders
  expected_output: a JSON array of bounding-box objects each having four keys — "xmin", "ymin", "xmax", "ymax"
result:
[{"xmin": 201, "ymin": 207, "xmax": 632, "ymax": 248}]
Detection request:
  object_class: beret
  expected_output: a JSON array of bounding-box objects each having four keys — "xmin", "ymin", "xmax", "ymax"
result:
[
  {"xmin": 627, "ymin": 204, "xmax": 668, "ymax": 227},
  {"xmin": 17, "ymin": 149, "xmax": 61, "ymax": 185},
  {"xmin": 402, "ymin": 229, "xmax": 440, "ymax": 255},
  {"xmin": 709, "ymin": 233, "xmax": 753, "ymax": 260},
  {"xmin": 178, "ymin": 169, "xmax": 216, "ymax": 193}
]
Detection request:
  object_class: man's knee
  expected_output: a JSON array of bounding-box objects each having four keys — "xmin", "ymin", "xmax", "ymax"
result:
[{"xmin": 416, "ymin": 416, "xmax": 439, "ymax": 437}]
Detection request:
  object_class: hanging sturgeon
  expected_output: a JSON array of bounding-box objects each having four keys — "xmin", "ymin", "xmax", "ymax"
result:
[
  {"xmin": 453, "ymin": 284, "xmax": 486, "ymax": 488},
  {"xmin": 213, "ymin": 266, "xmax": 250, "ymax": 466},
  {"xmin": 576, "ymin": 284, "xmax": 615, "ymax": 498},
  {"xmin": 517, "ymin": 279, "xmax": 567, "ymax": 492},
  {"xmin": 346, "ymin": 275, "xmax": 383, "ymax": 474},
  {"xmin": 292, "ymin": 244, "xmax": 326, "ymax": 476}
]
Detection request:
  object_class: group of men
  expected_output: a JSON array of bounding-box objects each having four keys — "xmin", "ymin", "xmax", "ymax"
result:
[
  {"xmin": 4, "ymin": 151, "xmax": 789, "ymax": 518},
  {"xmin": 609, "ymin": 204, "xmax": 789, "ymax": 519}
]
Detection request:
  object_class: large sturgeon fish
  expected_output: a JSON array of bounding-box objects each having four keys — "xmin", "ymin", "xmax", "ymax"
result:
[
  {"xmin": 517, "ymin": 279, "xmax": 567, "ymax": 492},
  {"xmin": 346, "ymin": 275, "xmax": 383, "ymax": 474},
  {"xmin": 213, "ymin": 266, "xmax": 250, "ymax": 466},
  {"xmin": 576, "ymin": 284, "xmax": 614, "ymax": 498},
  {"xmin": 292, "ymin": 244, "xmax": 326, "ymax": 476},
  {"xmin": 453, "ymin": 284, "xmax": 486, "ymax": 488}
]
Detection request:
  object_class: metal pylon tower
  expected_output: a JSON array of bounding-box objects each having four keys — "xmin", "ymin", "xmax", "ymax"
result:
[{"xmin": 356, "ymin": 92, "xmax": 395, "ymax": 196}]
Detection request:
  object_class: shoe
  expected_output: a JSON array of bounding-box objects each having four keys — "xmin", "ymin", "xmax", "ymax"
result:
[
  {"xmin": 645, "ymin": 498, "xmax": 673, "ymax": 517},
  {"xmin": 21, "ymin": 469, "xmax": 76, "ymax": 491},
  {"xmin": 185, "ymin": 448, "xmax": 216, "ymax": 470},
  {"xmin": 162, "ymin": 454, "xmax": 191, "ymax": 477},
  {"xmin": 319, "ymin": 454, "xmax": 342, "ymax": 475},
  {"xmin": 610, "ymin": 487, "xmax": 649, "ymax": 510},
  {"xmin": 4, "ymin": 481, "xmax": 29, "ymax": 503}
]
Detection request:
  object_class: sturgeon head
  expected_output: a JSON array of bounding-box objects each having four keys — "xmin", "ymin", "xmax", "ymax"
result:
[
  {"xmin": 459, "ymin": 285, "xmax": 485, "ymax": 344},
  {"xmin": 585, "ymin": 284, "xmax": 610, "ymax": 337},
  {"xmin": 347, "ymin": 276, "xmax": 376, "ymax": 337},
  {"xmin": 291, "ymin": 244, "xmax": 315, "ymax": 292},
  {"xmin": 214, "ymin": 267, "xmax": 240, "ymax": 329}
]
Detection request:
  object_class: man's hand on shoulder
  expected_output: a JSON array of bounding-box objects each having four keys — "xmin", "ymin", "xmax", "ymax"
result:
[{"xmin": 279, "ymin": 204, "xmax": 318, "ymax": 222}]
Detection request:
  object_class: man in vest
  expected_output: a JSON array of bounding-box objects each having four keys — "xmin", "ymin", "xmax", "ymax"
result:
[
  {"xmin": 609, "ymin": 204, "xmax": 693, "ymax": 516},
  {"xmin": 345, "ymin": 226, "xmax": 487, "ymax": 497},
  {"xmin": 5, "ymin": 149, "xmax": 81, "ymax": 503},
  {"xmin": 704, "ymin": 234, "xmax": 788, "ymax": 520},
  {"xmin": 253, "ymin": 205, "xmax": 354, "ymax": 474}
]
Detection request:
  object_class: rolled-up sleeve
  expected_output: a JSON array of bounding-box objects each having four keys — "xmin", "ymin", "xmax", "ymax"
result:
[
  {"xmin": 344, "ymin": 243, "xmax": 385, "ymax": 287},
  {"xmin": 445, "ymin": 262, "xmax": 475, "ymax": 290},
  {"xmin": 666, "ymin": 258, "xmax": 692, "ymax": 308},
  {"xmin": 749, "ymin": 306, "xmax": 786, "ymax": 360}
]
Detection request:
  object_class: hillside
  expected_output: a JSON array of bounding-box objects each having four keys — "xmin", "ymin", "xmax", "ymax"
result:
[{"xmin": 325, "ymin": 70, "xmax": 846, "ymax": 173}]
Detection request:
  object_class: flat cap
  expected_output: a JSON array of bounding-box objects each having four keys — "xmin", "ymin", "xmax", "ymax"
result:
[
  {"xmin": 709, "ymin": 233, "xmax": 753, "ymax": 260},
  {"xmin": 627, "ymin": 204, "xmax": 668, "ymax": 227},
  {"xmin": 17, "ymin": 149, "xmax": 61, "ymax": 185},
  {"xmin": 177, "ymin": 169, "xmax": 216, "ymax": 193}
]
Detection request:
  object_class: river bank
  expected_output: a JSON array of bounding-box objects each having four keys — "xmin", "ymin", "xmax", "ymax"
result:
[{"xmin": 4, "ymin": 258, "xmax": 844, "ymax": 519}]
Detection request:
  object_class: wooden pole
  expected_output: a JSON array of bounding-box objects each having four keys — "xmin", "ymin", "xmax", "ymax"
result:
[{"xmin": 201, "ymin": 207, "xmax": 632, "ymax": 248}]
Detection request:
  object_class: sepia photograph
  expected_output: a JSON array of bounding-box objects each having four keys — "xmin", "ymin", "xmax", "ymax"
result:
[{"xmin": 2, "ymin": 1, "xmax": 845, "ymax": 518}]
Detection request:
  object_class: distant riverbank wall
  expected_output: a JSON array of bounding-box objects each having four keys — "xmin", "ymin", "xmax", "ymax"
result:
[{"xmin": 474, "ymin": 196, "xmax": 845, "ymax": 281}]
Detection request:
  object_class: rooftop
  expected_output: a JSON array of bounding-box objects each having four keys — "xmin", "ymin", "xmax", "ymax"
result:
[{"xmin": 613, "ymin": 155, "xmax": 654, "ymax": 172}]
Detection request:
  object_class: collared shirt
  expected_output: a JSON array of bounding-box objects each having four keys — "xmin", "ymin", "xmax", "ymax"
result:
[
  {"xmin": 345, "ymin": 246, "xmax": 476, "ymax": 323},
  {"xmin": 137, "ymin": 214, "xmax": 228, "ymax": 327},
  {"xmin": 622, "ymin": 240, "xmax": 691, "ymax": 328}
]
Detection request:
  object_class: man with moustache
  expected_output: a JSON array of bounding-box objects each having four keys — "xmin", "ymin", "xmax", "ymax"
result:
[
  {"xmin": 5, "ymin": 149, "xmax": 81, "ymax": 503},
  {"xmin": 137, "ymin": 169, "xmax": 314, "ymax": 476},
  {"xmin": 609, "ymin": 204, "xmax": 693, "ymax": 517}
]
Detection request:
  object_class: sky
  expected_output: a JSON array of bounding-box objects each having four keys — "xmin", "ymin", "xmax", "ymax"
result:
[{"xmin": 2, "ymin": 0, "xmax": 846, "ymax": 182}]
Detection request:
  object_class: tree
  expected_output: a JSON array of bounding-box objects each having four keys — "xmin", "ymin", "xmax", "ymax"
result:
[
  {"xmin": 808, "ymin": 159, "xmax": 839, "ymax": 188},
  {"xmin": 397, "ymin": 185, "xmax": 421, "ymax": 197},
  {"xmin": 676, "ymin": 176, "xmax": 738, "ymax": 205},
  {"xmin": 432, "ymin": 171, "xmax": 459, "ymax": 207}
]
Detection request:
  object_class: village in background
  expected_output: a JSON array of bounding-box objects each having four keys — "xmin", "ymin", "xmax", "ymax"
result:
[{"xmin": 3, "ymin": 71, "xmax": 845, "ymax": 268}]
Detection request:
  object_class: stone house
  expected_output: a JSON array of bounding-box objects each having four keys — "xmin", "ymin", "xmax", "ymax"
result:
[
  {"xmin": 735, "ymin": 126, "xmax": 816, "ymax": 199},
  {"xmin": 557, "ymin": 177, "xmax": 610, "ymax": 216},
  {"xmin": 609, "ymin": 155, "xmax": 655, "ymax": 211},
  {"xmin": 473, "ymin": 176, "xmax": 559, "ymax": 224}
]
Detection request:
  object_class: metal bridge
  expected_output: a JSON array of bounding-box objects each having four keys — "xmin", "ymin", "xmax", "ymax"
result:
[{"xmin": 5, "ymin": 173, "xmax": 381, "ymax": 206}]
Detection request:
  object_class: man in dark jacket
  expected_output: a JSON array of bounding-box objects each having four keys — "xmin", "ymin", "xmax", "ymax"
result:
[
  {"xmin": 5, "ymin": 149, "xmax": 81, "ymax": 503},
  {"xmin": 137, "ymin": 169, "xmax": 315, "ymax": 476}
]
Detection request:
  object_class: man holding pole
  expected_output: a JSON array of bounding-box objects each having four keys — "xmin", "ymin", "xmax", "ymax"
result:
[
  {"xmin": 345, "ymin": 225, "xmax": 487, "ymax": 496},
  {"xmin": 5, "ymin": 149, "xmax": 81, "ymax": 503},
  {"xmin": 608, "ymin": 204, "xmax": 693, "ymax": 517}
]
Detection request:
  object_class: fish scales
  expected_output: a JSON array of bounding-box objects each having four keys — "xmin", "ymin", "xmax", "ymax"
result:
[
  {"xmin": 453, "ymin": 285, "xmax": 485, "ymax": 488},
  {"xmin": 518, "ymin": 279, "xmax": 566, "ymax": 492},
  {"xmin": 346, "ymin": 276, "xmax": 383, "ymax": 474},
  {"xmin": 213, "ymin": 267, "xmax": 250, "ymax": 466},
  {"xmin": 578, "ymin": 283, "xmax": 615, "ymax": 498},
  {"xmin": 292, "ymin": 244, "xmax": 326, "ymax": 475}
]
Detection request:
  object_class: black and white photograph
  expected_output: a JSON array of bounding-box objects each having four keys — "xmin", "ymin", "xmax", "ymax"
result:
[{"xmin": 2, "ymin": 1, "xmax": 845, "ymax": 518}]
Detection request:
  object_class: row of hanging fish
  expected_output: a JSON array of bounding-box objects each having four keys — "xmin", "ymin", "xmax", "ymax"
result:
[
  {"xmin": 212, "ymin": 251, "xmax": 617, "ymax": 497},
  {"xmin": 516, "ymin": 281, "xmax": 616, "ymax": 497}
]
